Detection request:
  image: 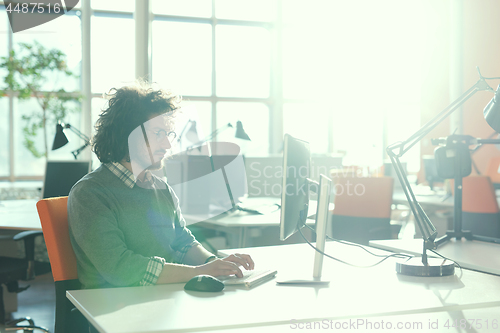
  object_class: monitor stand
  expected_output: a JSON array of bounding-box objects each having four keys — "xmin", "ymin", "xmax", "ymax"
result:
[{"xmin": 276, "ymin": 175, "xmax": 331, "ymax": 285}]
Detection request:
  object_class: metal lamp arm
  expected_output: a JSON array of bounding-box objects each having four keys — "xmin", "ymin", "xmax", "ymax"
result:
[
  {"xmin": 177, "ymin": 119, "xmax": 194, "ymax": 144},
  {"xmin": 387, "ymin": 68, "xmax": 496, "ymax": 261},
  {"xmin": 185, "ymin": 123, "xmax": 233, "ymax": 151},
  {"xmin": 66, "ymin": 124, "xmax": 90, "ymax": 144},
  {"xmin": 65, "ymin": 125, "xmax": 90, "ymax": 159},
  {"xmin": 393, "ymin": 76, "xmax": 494, "ymax": 158}
]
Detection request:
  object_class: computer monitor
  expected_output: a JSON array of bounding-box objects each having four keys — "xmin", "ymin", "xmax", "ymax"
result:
[
  {"xmin": 42, "ymin": 160, "xmax": 91, "ymax": 198},
  {"xmin": 277, "ymin": 134, "xmax": 332, "ymax": 285}
]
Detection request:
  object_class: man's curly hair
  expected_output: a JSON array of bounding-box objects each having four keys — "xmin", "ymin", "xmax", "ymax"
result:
[{"xmin": 92, "ymin": 82, "xmax": 181, "ymax": 164}]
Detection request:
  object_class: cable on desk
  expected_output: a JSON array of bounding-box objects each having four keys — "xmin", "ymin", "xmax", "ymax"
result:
[
  {"xmin": 429, "ymin": 249, "xmax": 463, "ymax": 275},
  {"xmin": 304, "ymin": 224, "xmax": 412, "ymax": 259},
  {"xmin": 297, "ymin": 226, "xmax": 413, "ymax": 268}
]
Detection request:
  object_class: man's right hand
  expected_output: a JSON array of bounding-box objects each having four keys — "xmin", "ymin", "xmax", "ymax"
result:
[{"xmin": 196, "ymin": 258, "xmax": 244, "ymax": 278}]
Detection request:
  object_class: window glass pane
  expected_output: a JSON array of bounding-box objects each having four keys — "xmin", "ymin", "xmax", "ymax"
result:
[
  {"xmin": 282, "ymin": 0, "xmax": 425, "ymax": 171},
  {"xmin": 91, "ymin": 0, "xmax": 134, "ymax": 12},
  {"xmin": 283, "ymin": 103, "xmax": 330, "ymax": 155},
  {"xmin": 91, "ymin": 16, "xmax": 135, "ymax": 94},
  {"xmin": 0, "ymin": 8, "xmax": 8, "ymax": 82},
  {"xmin": 152, "ymin": 0, "xmax": 212, "ymax": 17},
  {"xmin": 216, "ymin": 102, "xmax": 268, "ymax": 156},
  {"xmin": 14, "ymin": 98, "xmax": 81, "ymax": 176},
  {"xmin": 176, "ymin": 101, "xmax": 212, "ymax": 152},
  {"xmin": 216, "ymin": 25, "xmax": 270, "ymax": 98},
  {"xmin": 14, "ymin": 99, "xmax": 44, "ymax": 176},
  {"xmin": 152, "ymin": 21, "xmax": 212, "ymax": 96},
  {"xmin": 12, "ymin": 13, "xmax": 81, "ymax": 92},
  {"xmin": 330, "ymin": 102, "xmax": 383, "ymax": 169},
  {"xmin": 0, "ymin": 98, "xmax": 8, "ymax": 177},
  {"xmin": 47, "ymin": 100, "xmax": 84, "ymax": 161},
  {"xmin": 215, "ymin": 0, "xmax": 276, "ymax": 22}
]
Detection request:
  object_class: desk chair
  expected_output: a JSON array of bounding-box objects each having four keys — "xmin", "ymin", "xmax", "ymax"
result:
[
  {"xmin": 0, "ymin": 231, "xmax": 50, "ymax": 332},
  {"xmin": 36, "ymin": 197, "xmax": 89, "ymax": 333},
  {"xmin": 485, "ymin": 156, "xmax": 500, "ymax": 189},
  {"xmin": 461, "ymin": 176, "xmax": 500, "ymax": 238},
  {"xmin": 331, "ymin": 176, "xmax": 394, "ymax": 245}
]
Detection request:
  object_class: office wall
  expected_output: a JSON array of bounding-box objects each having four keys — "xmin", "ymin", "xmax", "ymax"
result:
[
  {"xmin": 462, "ymin": 0, "xmax": 500, "ymax": 174},
  {"xmin": 419, "ymin": 0, "xmax": 500, "ymax": 180}
]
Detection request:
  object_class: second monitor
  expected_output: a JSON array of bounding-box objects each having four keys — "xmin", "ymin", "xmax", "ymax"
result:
[{"xmin": 278, "ymin": 134, "xmax": 332, "ymax": 285}]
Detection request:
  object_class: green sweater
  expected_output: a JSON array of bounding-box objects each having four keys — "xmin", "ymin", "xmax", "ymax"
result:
[{"xmin": 68, "ymin": 164, "xmax": 197, "ymax": 289}]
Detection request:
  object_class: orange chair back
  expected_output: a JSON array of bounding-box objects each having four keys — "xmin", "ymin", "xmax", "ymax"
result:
[
  {"xmin": 332, "ymin": 176, "xmax": 394, "ymax": 218},
  {"xmin": 485, "ymin": 156, "xmax": 500, "ymax": 184},
  {"xmin": 462, "ymin": 176, "xmax": 499, "ymax": 214},
  {"xmin": 36, "ymin": 197, "xmax": 78, "ymax": 282}
]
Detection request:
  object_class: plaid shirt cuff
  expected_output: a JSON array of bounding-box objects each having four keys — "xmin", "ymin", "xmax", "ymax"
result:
[{"xmin": 140, "ymin": 256, "xmax": 166, "ymax": 286}]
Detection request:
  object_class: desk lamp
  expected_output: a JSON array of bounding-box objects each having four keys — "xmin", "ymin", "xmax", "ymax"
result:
[
  {"xmin": 387, "ymin": 67, "xmax": 500, "ymax": 277},
  {"xmin": 52, "ymin": 123, "xmax": 91, "ymax": 159},
  {"xmin": 177, "ymin": 120, "xmax": 200, "ymax": 149},
  {"xmin": 186, "ymin": 121, "xmax": 251, "ymax": 153}
]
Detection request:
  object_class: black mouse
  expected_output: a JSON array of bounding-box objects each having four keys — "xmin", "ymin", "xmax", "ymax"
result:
[{"xmin": 184, "ymin": 275, "xmax": 225, "ymax": 292}]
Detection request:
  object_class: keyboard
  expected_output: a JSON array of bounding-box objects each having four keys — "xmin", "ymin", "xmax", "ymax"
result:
[{"xmin": 218, "ymin": 269, "xmax": 278, "ymax": 288}]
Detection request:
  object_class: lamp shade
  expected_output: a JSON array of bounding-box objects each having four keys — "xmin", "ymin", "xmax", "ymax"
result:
[
  {"xmin": 52, "ymin": 123, "xmax": 69, "ymax": 150},
  {"xmin": 484, "ymin": 85, "xmax": 500, "ymax": 132},
  {"xmin": 185, "ymin": 121, "xmax": 200, "ymax": 143},
  {"xmin": 235, "ymin": 121, "xmax": 251, "ymax": 141}
]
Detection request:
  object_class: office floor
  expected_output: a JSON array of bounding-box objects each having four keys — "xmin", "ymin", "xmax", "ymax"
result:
[{"xmin": 1, "ymin": 272, "xmax": 55, "ymax": 332}]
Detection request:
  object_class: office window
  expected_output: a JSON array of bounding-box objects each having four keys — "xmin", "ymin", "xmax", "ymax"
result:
[
  {"xmin": 283, "ymin": 103, "xmax": 330, "ymax": 155},
  {"xmin": 91, "ymin": 0, "xmax": 135, "ymax": 12},
  {"xmin": 91, "ymin": 15, "xmax": 135, "ymax": 94},
  {"xmin": 2, "ymin": 9, "xmax": 82, "ymax": 179},
  {"xmin": 216, "ymin": 102, "xmax": 269, "ymax": 156},
  {"xmin": 215, "ymin": 0, "xmax": 277, "ymax": 22},
  {"xmin": 215, "ymin": 25, "xmax": 271, "ymax": 98},
  {"xmin": 177, "ymin": 100, "xmax": 212, "ymax": 142},
  {"xmin": 0, "ymin": 7, "xmax": 7, "ymax": 80},
  {"xmin": 14, "ymin": 98, "xmax": 47, "ymax": 176},
  {"xmin": 281, "ymin": 0, "xmax": 425, "ymax": 168},
  {"xmin": 0, "ymin": 98, "xmax": 8, "ymax": 177},
  {"xmin": 12, "ymin": 13, "xmax": 81, "ymax": 92},
  {"xmin": 0, "ymin": 8, "xmax": 7, "ymax": 177},
  {"xmin": 14, "ymin": 98, "xmax": 82, "ymax": 176},
  {"xmin": 152, "ymin": 21, "xmax": 212, "ymax": 96},
  {"xmin": 152, "ymin": 0, "xmax": 212, "ymax": 18}
]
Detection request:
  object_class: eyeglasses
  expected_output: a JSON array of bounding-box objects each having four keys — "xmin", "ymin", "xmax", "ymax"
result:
[{"xmin": 148, "ymin": 129, "xmax": 177, "ymax": 143}]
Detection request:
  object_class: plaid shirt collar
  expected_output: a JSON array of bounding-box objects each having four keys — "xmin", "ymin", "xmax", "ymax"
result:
[
  {"xmin": 105, "ymin": 162, "xmax": 136, "ymax": 189},
  {"xmin": 105, "ymin": 162, "xmax": 154, "ymax": 189}
]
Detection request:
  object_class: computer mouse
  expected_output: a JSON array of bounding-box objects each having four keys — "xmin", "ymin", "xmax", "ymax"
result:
[{"xmin": 184, "ymin": 275, "xmax": 225, "ymax": 292}]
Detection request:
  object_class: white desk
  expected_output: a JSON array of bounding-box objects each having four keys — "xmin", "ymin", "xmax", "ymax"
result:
[
  {"xmin": 185, "ymin": 197, "xmax": 321, "ymax": 248},
  {"xmin": 0, "ymin": 199, "xmax": 41, "ymax": 231},
  {"xmin": 67, "ymin": 241, "xmax": 500, "ymax": 333},
  {"xmin": 370, "ymin": 238, "xmax": 500, "ymax": 276}
]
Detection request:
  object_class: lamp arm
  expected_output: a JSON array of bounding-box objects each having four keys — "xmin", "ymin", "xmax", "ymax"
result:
[
  {"xmin": 387, "ymin": 69, "xmax": 496, "ymax": 259},
  {"xmin": 64, "ymin": 124, "xmax": 90, "ymax": 159},
  {"xmin": 392, "ymin": 76, "xmax": 494, "ymax": 158},
  {"xmin": 71, "ymin": 142, "xmax": 90, "ymax": 159},
  {"xmin": 67, "ymin": 125, "xmax": 90, "ymax": 144},
  {"xmin": 177, "ymin": 119, "xmax": 193, "ymax": 144},
  {"xmin": 185, "ymin": 123, "xmax": 232, "ymax": 151},
  {"xmin": 387, "ymin": 152, "xmax": 437, "ymax": 249}
]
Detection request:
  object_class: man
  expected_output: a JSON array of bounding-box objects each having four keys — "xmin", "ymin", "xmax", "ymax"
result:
[{"xmin": 68, "ymin": 82, "xmax": 254, "ymax": 289}]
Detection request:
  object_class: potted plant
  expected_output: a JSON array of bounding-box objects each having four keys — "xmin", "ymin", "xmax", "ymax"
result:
[{"xmin": 0, "ymin": 41, "xmax": 81, "ymax": 158}]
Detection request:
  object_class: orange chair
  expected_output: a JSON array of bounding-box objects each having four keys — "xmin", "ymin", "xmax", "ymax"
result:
[
  {"xmin": 331, "ymin": 177, "xmax": 394, "ymax": 245},
  {"xmin": 461, "ymin": 176, "xmax": 500, "ymax": 238},
  {"xmin": 36, "ymin": 196, "xmax": 88, "ymax": 333},
  {"xmin": 485, "ymin": 156, "xmax": 500, "ymax": 189}
]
